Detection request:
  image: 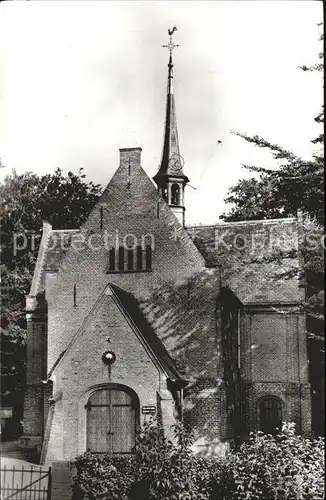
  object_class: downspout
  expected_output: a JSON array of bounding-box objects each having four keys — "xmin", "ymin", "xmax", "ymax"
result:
[
  {"xmin": 237, "ymin": 308, "xmax": 242, "ymax": 439},
  {"xmin": 167, "ymin": 379, "xmax": 189, "ymax": 422},
  {"xmin": 237, "ymin": 309, "xmax": 241, "ymax": 370}
]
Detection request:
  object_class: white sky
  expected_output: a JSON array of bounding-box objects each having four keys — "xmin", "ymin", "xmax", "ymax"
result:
[{"xmin": 0, "ymin": 1, "xmax": 323, "ymax": 225}]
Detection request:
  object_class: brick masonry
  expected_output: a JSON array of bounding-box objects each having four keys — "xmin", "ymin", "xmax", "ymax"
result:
[
  {"xmin": 23, "ymin": 147, "xmax": 312, "ymax": 463},
  {"xmin": 240, "ymin": 309, "xmax": 310, "ymax": 435},
  {"xmin": 51, "ymin": 461, "xmax": 73, "ymax": 500}
]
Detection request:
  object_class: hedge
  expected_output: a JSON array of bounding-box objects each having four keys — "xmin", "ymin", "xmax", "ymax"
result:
[{"xmin": 73, "ymin": 422, "xmax": 324, "ymax": 500}]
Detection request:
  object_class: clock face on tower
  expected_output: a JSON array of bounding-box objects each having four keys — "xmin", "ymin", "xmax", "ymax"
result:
[{"xmin": 168, "ymin": 153, "xmax": 184, "ymax": 174}]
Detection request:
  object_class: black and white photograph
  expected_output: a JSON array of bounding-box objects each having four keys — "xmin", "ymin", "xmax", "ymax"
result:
[{"xmin": 0, "ymin": 1, "xmax": 324, "ymax": 499}]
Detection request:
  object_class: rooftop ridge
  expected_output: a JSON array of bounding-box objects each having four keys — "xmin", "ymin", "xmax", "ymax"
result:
[
  {"xmin": 51, "ymin": 228, "xmax": 80, "ymax": 233},
  {"xmin": 187, "ymin": 216, "xmax": 297, "ymax": 228},
  {"xmin": 29, "ymin": 222, "xmax": 52, "ymax": 296}
]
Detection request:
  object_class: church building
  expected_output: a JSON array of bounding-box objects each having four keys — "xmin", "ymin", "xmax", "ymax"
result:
[{"xmin": 21, "ymin": 31, "xmax": 311, "ymax": 463}]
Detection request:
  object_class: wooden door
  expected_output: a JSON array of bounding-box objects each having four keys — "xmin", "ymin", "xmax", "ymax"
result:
[
  {"xmin": 259, "ymin": 397, "xmax": 282, "ymax": 435},
  {"xmin": 86, "ymin": 388, "xmax": 137, "ymax": 454}
]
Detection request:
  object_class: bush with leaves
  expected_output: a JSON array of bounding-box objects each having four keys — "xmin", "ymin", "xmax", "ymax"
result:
[
  {"xmin": 73, "ymin": 421, "xmax": 324, "ymax": 500},
  {"xmin": 221, "ymin": 422, "xmax": 325, "ymax": 500},
  {"xmin": 72, "ymin": 454, "xmax": 138, "ymax": 500},
  {"xmin": 73, "ymin": 421, "xmax": 225, "ymax": 500},
  {"xmin": 133, "ymin": 421, "xmax": 224, "ymax": 500}
]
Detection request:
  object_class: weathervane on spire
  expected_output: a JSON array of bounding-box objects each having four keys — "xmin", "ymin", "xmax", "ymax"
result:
[{"xmin": 162, "ymin": 27, "xmax": 179, "ymax": 56}]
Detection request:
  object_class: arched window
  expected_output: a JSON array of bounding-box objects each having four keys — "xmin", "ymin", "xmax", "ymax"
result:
[
  {"xmin": 162, "ymin": 187, "xmax": 168, "ymax": 201},
  {"xmin": 86, "ymin": 386, "xmax": 139, "ymax": 454},
  {"xmin": 145, "ymin": 245, "xmax": 152, "ymax": 271},
  {"xmin": 118, "ymin": 246, "xmax": 124, "ymax": 271},
  {"xmin": 127, "ymin": 249, "xmax": 133, "ymax": 271},
  {"xmin": 136, "ymin": 245, "xmax": 143, "ymax": 270},
  {"xmin": 109, "ymin": 247, "xmax": 115, "ymax": 271},
  {"xmin": 171, "ymin": 184, "xmax": 180, "ymax": 206},
  {"xmin": 258, "ymin": 397, "xmax": 283, "ymax": 435}
]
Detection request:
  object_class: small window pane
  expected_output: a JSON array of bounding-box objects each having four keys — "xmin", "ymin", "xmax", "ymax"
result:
[
  {"xmin": 171, "ymin": 184, "xmax": 180, "ymax": 206},
  {"xmin": 145, "ymin": 245, "xmax": 152, "ymax": 270},
  {"xmin": 118, "ymin": 247, "xmax": 124, "ymax": 271},
  {"xmin": 136, "ymin": 246, "xmax": 143, "ymax": 270},
  {"xmin": 127, "ymin": 249, "xmax": 133, "ymax": 271},
  {"xmin": 109, "ymin": 248, "xmax": 115, "ymax": 271}
]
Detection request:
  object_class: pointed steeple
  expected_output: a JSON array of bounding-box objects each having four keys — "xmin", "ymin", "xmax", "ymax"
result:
[{"xmin": 153, "ymin": 28, "xmax": 189, "ymax": 226}]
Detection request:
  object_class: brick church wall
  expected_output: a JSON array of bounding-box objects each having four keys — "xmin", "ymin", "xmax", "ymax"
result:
[
  {"xmin": 241, "ymin": 309, "xmax": 311, "ymax": 434},
  {"xmin": 22, "ymin": 317, "xmax": 46, "ymax": 447},
  {"xmin": 188, "ymin": 216, "xmax": 311, "ymax": 436},
  {"xmin": 139, "ymin": 268, "xmax": 226, "ymax": 442}
]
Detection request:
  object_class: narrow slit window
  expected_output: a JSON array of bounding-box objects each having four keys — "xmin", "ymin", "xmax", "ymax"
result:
[
  {"xmin": 171, "ymin": 184, "xmax": 180, "ymax": 206},
  {"xmin": 109, "ymin": 248, "xmax": 115, "ymax": 271},
  {"xmin": 118, "ymin": 246, "xmax": 125, "ymax": 272},
  {"xmin": 127, "ymin": 249, "xmax": 133, "ymax": 271},
  {"xmin": 145, "ymin": 245, "xmax": 152, "ymax": 271},
  {"xmin": 136, "ymin": 246, "xmax": 143, "ymax": 270}
]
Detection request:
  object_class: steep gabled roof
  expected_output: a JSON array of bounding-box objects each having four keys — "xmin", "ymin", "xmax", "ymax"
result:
[
  {"xmin": 29, "ymin": 223, "xmax": 79, "ymax": 297},
  {"xmin": 110, "ymin": 284, "xmax": 183, "ymax": 381},
  {"xmin": 187, "ymin": 216, "xmax": 303, "ymax": 305}
]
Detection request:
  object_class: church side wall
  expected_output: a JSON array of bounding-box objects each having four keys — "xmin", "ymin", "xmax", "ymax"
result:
[{"xmin": 241, "ymin": 309, "xmax": 311, "ymax": 434}]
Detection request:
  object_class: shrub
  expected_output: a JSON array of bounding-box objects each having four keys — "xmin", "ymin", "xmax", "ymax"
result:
[
  {"xmin": 72, "ymin": 422, "xmax": 325, "ymax": 500},
  {"xmin": 72, "ymin": 453, "xmax": 138, "ymax": 500},
  {"xmin": 132, "ymin": 421, "xmax": 224, "ymax": 499},
  {"xmin": 220, "ymin": 422, "xmax": 325, "ymax": 500},
  {"xmin": 73, "ymin": 421, "xmax": 224, "ymax": 500}
]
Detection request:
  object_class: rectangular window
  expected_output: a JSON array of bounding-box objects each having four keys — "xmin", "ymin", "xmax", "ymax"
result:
[
  {"xmin": 107, "ymin": 245, "xmax": 152, "ymax": 273},
  {"xmin": 118, "ymin": 247, "xmax": 124, "ymax": 271},
  {"xmin": 145, "ymin": 245, "xmax": 152, "ymax": 271},
  {"xmin": 127, "ymin": 249, "xmax": 133, "ymax": 271},
  {"xmin": 136, "ymin": 246, "xmax": 143, "ymax": 270},
  {"xmin": 109, "ymin": 248, "xmax": 115, "ymax": 271}
]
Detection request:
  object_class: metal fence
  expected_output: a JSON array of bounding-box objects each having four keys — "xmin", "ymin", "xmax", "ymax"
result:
[{"xmin": 0, "ymin": 465, "xmax": 51, "ymax": 500}]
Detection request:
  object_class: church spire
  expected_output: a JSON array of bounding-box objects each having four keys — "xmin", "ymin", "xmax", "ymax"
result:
[{"xmin": 153, "ymin": 27, "xmax": 189, "ymax": 226}]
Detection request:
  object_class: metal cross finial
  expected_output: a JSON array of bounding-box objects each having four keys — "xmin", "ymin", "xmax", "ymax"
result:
[{"xmin": 162, "ymin": 27, "xmax": 179, "ymax": 56}]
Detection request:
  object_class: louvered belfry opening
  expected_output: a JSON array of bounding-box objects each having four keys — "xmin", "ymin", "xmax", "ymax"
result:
[{"xmin": 86, "ymin": 387, "xmax": 139, "ymax": 454}]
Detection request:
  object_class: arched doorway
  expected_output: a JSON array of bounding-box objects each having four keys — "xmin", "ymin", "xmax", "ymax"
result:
[
  {"xmin": 85, "ymin": 385, "xmax": 139, "ymax": 454},
  {"xmin": 258, "ymin": 396, "xmax": 283, "ymax": 435}
]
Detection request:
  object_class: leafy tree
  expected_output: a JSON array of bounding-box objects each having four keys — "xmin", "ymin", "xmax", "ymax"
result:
[
  {"xmin": 220, "ymin": 140, "xmax": 323, "ymax": 225},
  {"xmin": 220, "ymin": 26, "xmax": 324, "ymax": 435},
  {"xmin": 0, "ymin": 168, "xmax": 102, "ymax": 427},
  {"xmin": 221, "ymin": 27, "xmax": 324, "ymax": 226}
]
